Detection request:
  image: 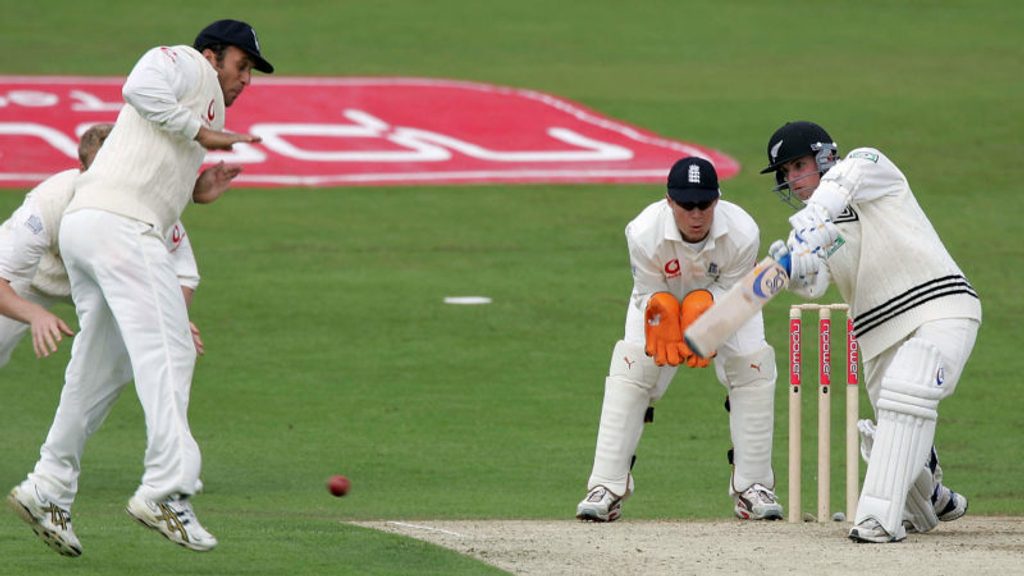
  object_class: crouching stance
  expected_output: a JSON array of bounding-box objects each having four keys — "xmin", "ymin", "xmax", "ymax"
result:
[{"xmin": 577, "ymin": 157, "xmax": 782, "ymax": 522}]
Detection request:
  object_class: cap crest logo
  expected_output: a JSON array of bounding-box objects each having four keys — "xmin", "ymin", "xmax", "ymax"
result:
[
  {"xmin": 770, "ymin": 139, "xmax": 783, "ymax": 162},
  {"xmin": 251, "ymin": 29, "xmax": 260, "ymax": 51},
  {"xmin": 687, "ymin": 164, "xmax": 701, "ymax": 184}
]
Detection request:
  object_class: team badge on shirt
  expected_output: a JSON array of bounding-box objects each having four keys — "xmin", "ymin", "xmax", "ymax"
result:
[
  {"xmin": 23, "ymin": 214, "xmax": 43, "ymax": 235},
  {"xmin": 663, "ymin": 259, "xmax": 681, "ymax": 279},
  {"xmin": 848, "ymin": 151, "xmax": 879, "ymax": 163}
]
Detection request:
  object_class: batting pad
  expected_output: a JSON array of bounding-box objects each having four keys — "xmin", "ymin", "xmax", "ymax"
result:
[
  {"xmin": 722, "ymin": 346, "xmax": 777, "ymax": 494},
  {"xmin": 856, "ymin": 338, "xmax": 944, "ymax": 535},
  {"xmin": 588, "ymin": 341, "xmax": 658, "ymax": 496},
  {"xmin": 857, "ymin": 418, "xmax": 938, "ymax": 532},
  {"xmin": 904, "ymin": 468, "xmax": 940, "ymax": 533}
]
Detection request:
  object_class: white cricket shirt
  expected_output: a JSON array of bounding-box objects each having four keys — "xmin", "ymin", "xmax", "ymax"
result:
[
  {"xmin": 817, "ymin": 148, "xmax": 981, "ymax": 360},
  {"xmin": 68, "ymin": 44, "xmax": 225, "ymax": 234}
]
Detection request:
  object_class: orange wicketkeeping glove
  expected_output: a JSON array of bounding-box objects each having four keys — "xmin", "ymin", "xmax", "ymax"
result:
[
  {"xmin": 679, "ymin": 289, "xmax": 715, "ymax": 368},
  {"xmin": 644, "ymin": 292, "xmax": 688, "ymax": 366}
]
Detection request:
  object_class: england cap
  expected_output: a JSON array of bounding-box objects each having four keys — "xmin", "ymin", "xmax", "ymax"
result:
[
  {"xmin": 666, "ymin": 157, "xmax": 721, "ymax": 204},
  {"xmin": 194, "ymin": 19, "xmax": 274, "ymax": 73}
]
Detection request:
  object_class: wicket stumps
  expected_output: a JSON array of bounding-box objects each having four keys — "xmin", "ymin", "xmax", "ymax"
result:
[{"xmin": 788, "ymin": 303, "xmax": 860, "ymax": 523}]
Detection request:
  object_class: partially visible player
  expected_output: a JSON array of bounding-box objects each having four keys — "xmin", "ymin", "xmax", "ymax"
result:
[
  {"xmin": 0, "ymin": 124, "xmax": 203, "ymax": 366},
  {"xmin": 576, "ymin": 157, "xmax": 783, "ymax": 523},
  {"xmin": 761, "ymin": 121, "xmax": 980, "ymax": 543}
]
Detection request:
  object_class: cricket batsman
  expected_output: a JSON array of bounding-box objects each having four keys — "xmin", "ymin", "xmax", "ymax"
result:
[{"xmin": 761, "ymin": 120, "xmax": 979, "ymax": 542}]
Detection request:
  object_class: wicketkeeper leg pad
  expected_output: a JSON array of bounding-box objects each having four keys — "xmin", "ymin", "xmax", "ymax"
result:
[
  {"xmin": 720, "ymin": 345, "xmax": 778, "ymax": 494},
  {"xmin": 856, "ymin": 338, "xmax": 945, "ymax": 535},
  {"xmin": 587, "ymin": 340, "xmax": 663, "ymax": 496}
]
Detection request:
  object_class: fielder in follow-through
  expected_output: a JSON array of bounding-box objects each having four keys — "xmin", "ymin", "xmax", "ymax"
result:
[
  {"xmin": 577, "ymin": 157, "xmax": 783, "ymax": 523},
  {"xmin": 763, "ymin": 121, "xmax": 981, "ymax": 543},
  {"xmin": 6, "ymin": 19, "xmax": 273, "ymax": 557}
]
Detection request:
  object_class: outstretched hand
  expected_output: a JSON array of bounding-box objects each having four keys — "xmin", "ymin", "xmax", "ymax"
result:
[
  {"xmin": 195, "ymin": 126, "xmax": 261, "ymax": 151},
  {"xmin": 193, "ymin": 161, "xmax": 243, "ymax": 204},
  {"xmin": 29, "ymin": 309, "xmax": 75, "ymax": 358}
]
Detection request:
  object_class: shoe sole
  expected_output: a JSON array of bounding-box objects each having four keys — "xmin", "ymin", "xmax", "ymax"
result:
[
  {"xmin": 848, "ymin": 527, "xmax": 906, "ymax": 543},
  {"xmin": 938, "ymin": 494, "xmax": 968, "ymax": 522},
  {"xmin": 575, "ymin": 506, "xmax": 621, "ymax": 522},
  {"xmin": 6, "ymin": 490, "xmax": 82, "ymax": 557},
  {"xmin": 125, "ymin": 505, "xmax": 216, "ymax": 552},
  {"xmin": 735, "ymin": 504, "xmax": 784, "ymax": 521}
]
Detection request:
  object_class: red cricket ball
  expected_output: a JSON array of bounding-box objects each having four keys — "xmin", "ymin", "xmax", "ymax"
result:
[{"xmin": 327, "ymin": 474, "xmax": 351, "ymax": 497}]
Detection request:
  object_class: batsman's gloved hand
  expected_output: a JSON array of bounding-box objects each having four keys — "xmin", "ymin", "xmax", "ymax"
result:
[
  {"xmin": 679, "ymin": 289, "xmax": 715, "ymax": 367},
  {"xmin": 644, "ymin": 292, "xmax": 687, "ymax": 366},
  {"xmin": 788, "ymin": 203, "xmax": 839, "ymax": 254},
  {"xmin": 786, "ymin": 231, "xmax": 824, "ymax": 287},
  {"xmin": 768, "ymin": 239, "xmax": 789, "ymax": 268}
]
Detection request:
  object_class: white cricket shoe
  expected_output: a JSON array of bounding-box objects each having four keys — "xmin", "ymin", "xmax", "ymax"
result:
[
  {"xmin": 849, "ymin": 518, "xmax": 907, "ymax": 543},
  {"xmin": 576, "ymin": 485, "xmax": 628, "ymax": 522},
  {"xmin": 733, "ymin": 483, "xmax": 783, "ymax": 520},
  {"xmin": 7, "ymin": 482, "xmax": 83, "ymax": 557},
  {"xmin": 935, "ymin": 487, "xmax": 968, "ymax": 522},
  {"xmin": 126, "ymin": 494, "xmax": 217, "ymax": 551}
]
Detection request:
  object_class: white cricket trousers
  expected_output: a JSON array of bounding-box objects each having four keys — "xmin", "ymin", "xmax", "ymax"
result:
[{"xmin": 29, "ymin": 209, "xmax": 201, "ymax": 509}]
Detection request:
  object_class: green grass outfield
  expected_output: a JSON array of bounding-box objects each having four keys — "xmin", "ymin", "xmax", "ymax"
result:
[{"xmin": 1, "ymin": 1, "xmax": 1022, "ymax": 573}]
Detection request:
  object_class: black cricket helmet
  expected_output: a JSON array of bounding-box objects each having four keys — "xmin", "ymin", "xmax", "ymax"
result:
[{"xmin": 760, "ymin": 121, "xmax": 838, "ymax": 203}]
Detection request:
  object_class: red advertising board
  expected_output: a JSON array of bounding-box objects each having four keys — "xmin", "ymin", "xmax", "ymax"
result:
[{"xmin": 0, "ymin": 76, "xmax": 739, "ymax": 188}]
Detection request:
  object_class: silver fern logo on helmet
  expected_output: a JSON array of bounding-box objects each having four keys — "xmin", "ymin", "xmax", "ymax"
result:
[{"xmin": 769, "ymin": 140, "xmax": 783, "ymax": 164}]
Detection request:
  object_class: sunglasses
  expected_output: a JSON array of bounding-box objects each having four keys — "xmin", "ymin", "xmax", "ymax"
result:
[{"xmin": 677, "ymin": 199, "xmax": 715, "ymax": 211}]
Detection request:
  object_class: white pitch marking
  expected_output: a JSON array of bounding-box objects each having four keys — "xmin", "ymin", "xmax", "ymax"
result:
[
  {"xmin": 443, "ymin": 296, "xmax": 492, "ymax": 305},
  {"xmin": 386, "ymin": 521, "xmax": 465, "ymax": 537}
]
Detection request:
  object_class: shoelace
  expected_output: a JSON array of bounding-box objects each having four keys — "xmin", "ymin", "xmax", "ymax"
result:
[
  {"xmin": 167, "ymin": 500, "xmax": 197, "ymax": 526},
  {"xmin": 46, "ymin": 504, "xmax": 73, "ymax": 530}
]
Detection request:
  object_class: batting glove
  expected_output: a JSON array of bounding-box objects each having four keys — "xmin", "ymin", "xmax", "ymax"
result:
[
  {"xmin": 786, "ymin": 232, "xmax": 824, "ymax": 288},
  {"xmin": 788, "ymin": 203, "xmax": 839, "ymax": 254}
]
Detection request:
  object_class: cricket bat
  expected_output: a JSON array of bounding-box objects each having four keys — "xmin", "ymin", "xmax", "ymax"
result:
[{"xmin": 683, "ymin": 252, "xmax": 791, "ymax": 358}]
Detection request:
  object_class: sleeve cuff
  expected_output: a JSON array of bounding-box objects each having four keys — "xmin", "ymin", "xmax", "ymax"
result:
[{"xmin": 184, "ymin": 117, "xmax": 202, "ymax": 141}]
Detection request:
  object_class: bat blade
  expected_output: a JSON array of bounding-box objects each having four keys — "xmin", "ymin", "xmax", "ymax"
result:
[{"xmin": 684, "ymin": 254, "xmax": 790, "ymax": 358}]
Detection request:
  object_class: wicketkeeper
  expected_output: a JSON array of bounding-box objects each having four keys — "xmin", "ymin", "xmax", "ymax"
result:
[{"xmin": 577, "ymin": 157, "xmax": 783, "ymax": 522}]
